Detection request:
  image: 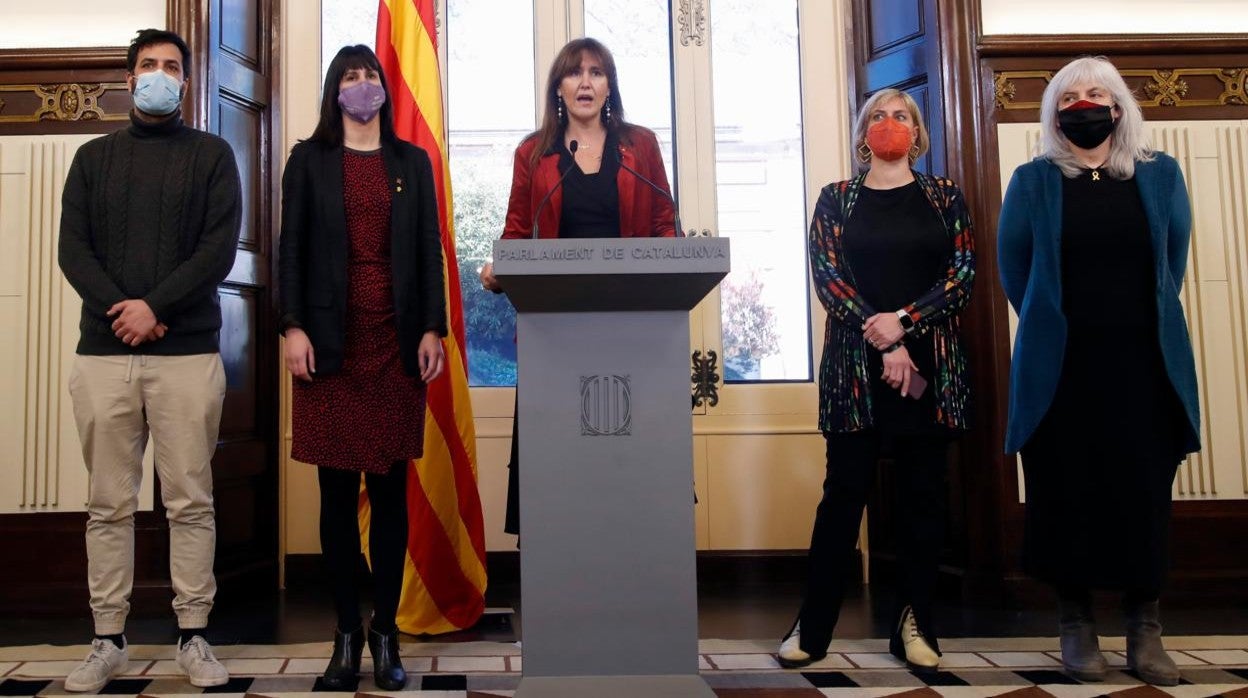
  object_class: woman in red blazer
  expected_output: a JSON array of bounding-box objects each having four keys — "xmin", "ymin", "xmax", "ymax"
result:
[{"xmin": 479, "ymin": 37, "xmax": 677, "ymax": 534}]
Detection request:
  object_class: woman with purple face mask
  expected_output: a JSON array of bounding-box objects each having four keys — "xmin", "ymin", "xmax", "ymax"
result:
[
  {"xmin": 998, "ymin": 56, "xmax": 1200, "ymax": 686},
  {"xmin": 277, "ymin": 44, "xmax": 448, "ymax": 691}
]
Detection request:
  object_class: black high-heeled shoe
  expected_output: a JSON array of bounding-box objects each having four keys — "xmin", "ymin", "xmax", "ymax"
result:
[
  {"xmin": 322, "ymin": 626, "xmax": 363, "ymax": 689},
  {"xmin": 368, "ymin": 626, "xmax": 407, "ymax": 690}
]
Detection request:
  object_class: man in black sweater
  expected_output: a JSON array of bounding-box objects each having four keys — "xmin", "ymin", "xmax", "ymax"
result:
[{"xmin": 58, "ymin": 29, "xmax": 241, "ymax": 693}]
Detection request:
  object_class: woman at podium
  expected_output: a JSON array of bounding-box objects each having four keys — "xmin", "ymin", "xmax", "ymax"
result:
[
  {"xmin": 277, "ymin": 45, "xmax": 447, "ymax": 691},
  {"xmin": 478, "ymin": 37, "xmax": 677, "ymax": 535},
  {"xmin": 778, "ymin": 89, "xmax": 975, "ymax": 672}
]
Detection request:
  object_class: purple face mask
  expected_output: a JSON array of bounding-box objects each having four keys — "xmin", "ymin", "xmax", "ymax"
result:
[{"xmin": 337, "ymin": 81, "xmax": 386, "ymax": 124}]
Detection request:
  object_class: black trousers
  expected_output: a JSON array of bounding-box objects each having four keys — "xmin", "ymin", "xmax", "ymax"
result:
[
  {"xmin": 318, "ymin": 462, "xmax": 409, "ymax": 633},
  {"xmin": 797, "ymin": 429, "xmax": 949, "ymax": 654}
]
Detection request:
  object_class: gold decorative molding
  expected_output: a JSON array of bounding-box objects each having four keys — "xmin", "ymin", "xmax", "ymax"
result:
[
  {"xmin": 994, "ymin": 71, "xmax": 1041, "ymax": 110},
  {"xmin": 1211, "ymin": 68, "xmax": 1248, "ymax": 106},
  {"xmin": 677, "ymin": 0, "xmax": 706, "ymax": 47},
  {"xmin": 1144, "ymin": 70, "xmax": 1189, "ymax": 106},
  {"xmin": 993, "ymin": 68, "xmax": 1248, "ymax": 111},
  {"xmin": 0, "ymin": 83, "xmax": 129, "ymax": 123}
]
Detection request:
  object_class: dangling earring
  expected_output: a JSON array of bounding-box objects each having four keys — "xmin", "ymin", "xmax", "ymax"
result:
[
  {"xmin": 857, "ymin": 142, "xmax": 872, "ymax": 163},
  {"xmin": 908, "ymin": 143, "xmax": 920, "ymax": 161},
  {"xmin": 603, "ymin": 95, "xmax": 612, "ymax": 123},
  {"xmin": 557, "ymin": 94, "xmax": 565, "ymax": 123}
]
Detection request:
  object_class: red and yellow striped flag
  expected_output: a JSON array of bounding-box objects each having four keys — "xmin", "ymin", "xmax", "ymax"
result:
[{"xmin": 359, "ymin": 0, "xmax": 487, "ymax": 635}]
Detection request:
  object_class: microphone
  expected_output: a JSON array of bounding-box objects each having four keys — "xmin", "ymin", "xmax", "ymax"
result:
[
  {"xmin": 532, "ymin": 140, "xmax": 577, "ymax": 239},
  {"xmin": 616, "ymin": 148, "xmax": 684, "ymax": 238}
]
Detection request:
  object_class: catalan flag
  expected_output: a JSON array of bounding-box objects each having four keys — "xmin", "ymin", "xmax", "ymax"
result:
[{"xmin": 359, "ymin": 0, "xmax": 487, "ymax": 635}]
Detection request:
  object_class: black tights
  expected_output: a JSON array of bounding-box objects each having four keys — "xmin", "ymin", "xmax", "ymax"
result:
[{"xmin": 318, "ymin": 462, "xmax": 409, "ymax": 633}]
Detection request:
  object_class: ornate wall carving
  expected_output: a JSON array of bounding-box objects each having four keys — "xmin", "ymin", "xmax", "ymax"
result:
[
  {"xmin": 994, "ymin": 67, "xmax": 1248, "ymax": 111},
  {"xmin": 677, "ymin": 0, "xmax": 706, "ymax": 47},
  {"xmin": 0, "ymin": 47, "xmax": 130, "ymax": 135},
  {"xmin": 0, "ymin": 83, "xmax": 129, "ymax": 123}
]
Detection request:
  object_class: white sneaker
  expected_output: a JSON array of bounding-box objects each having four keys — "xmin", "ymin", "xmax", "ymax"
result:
[
  {"xmin": 65, "ymin": 638, "xmax": 128, "ymax": 692},
  {"xmin": 176, "ymin": 635, "xmax": 229, "ymax": 687}
]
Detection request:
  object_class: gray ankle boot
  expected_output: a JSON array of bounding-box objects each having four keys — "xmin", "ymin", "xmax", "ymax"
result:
[
  {"xmin": 1058, "ymin": 592, "xmax": 1106, "ymax": 681},
  {"xmin": 1125, "ymin": 599, "xmax": 1180, "ymax": 686}
]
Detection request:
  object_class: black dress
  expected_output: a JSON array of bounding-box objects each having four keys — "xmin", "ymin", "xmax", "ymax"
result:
[
  {"xmin": 841, "ymin": 181, "xmax": 953, "ymax": 438},
  {"xmin": 290, "ymin": 149, "xmax": 427, "ymax": 472},
  {"xmin": 1020, "ymin": 168, "xmax": 1187, "ymax": 595},
  {"xmin": 503, "ymin": 136, "xmax": 621, "ymax": 535}
]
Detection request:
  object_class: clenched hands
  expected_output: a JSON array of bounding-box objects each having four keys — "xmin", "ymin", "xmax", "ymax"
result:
[{"xmin": 108, "ymin": 299, "xmax": 164, "ymax": 346}]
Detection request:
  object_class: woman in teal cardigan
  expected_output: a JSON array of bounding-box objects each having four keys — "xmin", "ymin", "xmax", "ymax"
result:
[{"xmin": 998, "ymin": 56, "xmax": 1200, "ymax": 687}]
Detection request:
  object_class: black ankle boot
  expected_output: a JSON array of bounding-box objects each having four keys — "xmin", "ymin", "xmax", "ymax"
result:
[
  {"xmin": 322, "ymin": 626, "xmax": 363, "ymax": 689},
  {"xmin": 368, "ymin": 626, "xmax": 407, "ymax": 690}
]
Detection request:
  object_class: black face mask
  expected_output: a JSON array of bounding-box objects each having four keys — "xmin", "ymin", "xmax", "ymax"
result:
[{"xmin": 1057, "ymin": 101, "xmax": 1117, "ymax": 150}]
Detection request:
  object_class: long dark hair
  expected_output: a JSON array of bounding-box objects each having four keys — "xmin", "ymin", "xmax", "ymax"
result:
[
  {"xmin": 528, "ymin": 38, "xmax": 627, "ymax": 168},
  {"xmin": 307, "ymin": 45, "xmax": 398, "ymax": 146}
]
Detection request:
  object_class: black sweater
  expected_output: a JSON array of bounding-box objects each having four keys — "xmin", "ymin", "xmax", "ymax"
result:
[{"xmin": 58, "ymin": 112, "xmax": 242, "ymax": 355}]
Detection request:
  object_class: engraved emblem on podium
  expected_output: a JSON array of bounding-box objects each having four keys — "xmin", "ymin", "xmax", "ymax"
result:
[{"xmin": 580, "ymin": 374, "xmax": 632, "ymax": 436}]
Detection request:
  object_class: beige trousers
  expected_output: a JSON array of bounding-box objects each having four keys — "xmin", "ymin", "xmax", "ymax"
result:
[{"xmin": 69, "ymin": 353, "xmax": 226, "ymax": 635}]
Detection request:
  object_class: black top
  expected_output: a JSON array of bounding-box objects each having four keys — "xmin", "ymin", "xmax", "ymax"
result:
[
  {"xmin": 58, "ymin": 111, "xmax": 242, "ymax": 355},
  {"xmin": 556, "ymin": 131, "xmax": 621, "ymax": 238},
  {"xmin": 841, "ymin": 180, "xmax": 952, "ymax": 438},
  {"xmin": 1060, "ymin": 168, "xmax": 1156, "ymax": 336},
  {"xmin": 841, "ymin": 181, "xmax": 949, "ymax": 311}
]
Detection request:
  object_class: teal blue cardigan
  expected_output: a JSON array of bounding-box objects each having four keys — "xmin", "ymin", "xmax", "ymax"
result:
[{"xmin": 997, "ymin": 153, "xmax": 1200, "ymax": 455}]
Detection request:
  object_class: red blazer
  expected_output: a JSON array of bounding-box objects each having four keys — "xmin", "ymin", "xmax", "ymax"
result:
[{"xmin": 502, "ymin": 125, "xmax": 677, "ymax": 239}]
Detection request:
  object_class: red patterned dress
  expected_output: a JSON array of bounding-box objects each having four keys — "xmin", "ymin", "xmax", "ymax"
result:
[{"xmin": 290, "ymin": 148, "xmax": 427, "ymax": 472}]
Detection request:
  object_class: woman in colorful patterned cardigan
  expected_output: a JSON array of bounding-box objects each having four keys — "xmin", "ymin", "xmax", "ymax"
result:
[{"xmin": 778, "ymin": 88, "xmax": 975, "ymax": 672}]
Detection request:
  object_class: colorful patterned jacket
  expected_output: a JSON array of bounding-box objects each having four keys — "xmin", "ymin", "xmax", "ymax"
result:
[{"xmin": 809, "ymin": 171, "xmax": 975, "ymax": 433}]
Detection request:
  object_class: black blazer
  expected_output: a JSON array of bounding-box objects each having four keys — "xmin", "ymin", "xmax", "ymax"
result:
[{"xmin": 278, "ymin": 138, "xmax": 447, "ymax": 377}]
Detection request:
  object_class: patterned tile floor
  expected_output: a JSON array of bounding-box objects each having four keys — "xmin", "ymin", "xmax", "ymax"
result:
[{"xmin": 1, "ymin": 636, "xmax": 1246, "ymax": 696}]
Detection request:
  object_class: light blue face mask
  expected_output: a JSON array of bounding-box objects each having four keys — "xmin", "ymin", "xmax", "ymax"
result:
[{"xmin": 132, "ymin": 70, "xmax": 183, "ymax": 116}]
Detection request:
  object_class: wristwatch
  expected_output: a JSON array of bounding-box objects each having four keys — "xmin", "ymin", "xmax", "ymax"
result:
[{"xmin": 896, "ymin": 309, "xmax": 916, "ymax": 333}]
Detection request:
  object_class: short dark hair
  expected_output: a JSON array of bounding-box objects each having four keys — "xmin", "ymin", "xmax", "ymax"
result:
[
  {"xmin": 127, "ymin": 29, "xmax": 192, "ymax": 78},
  {"xmin": 307, "ymin": 45, "xmax": 398, "ymax": 147}
]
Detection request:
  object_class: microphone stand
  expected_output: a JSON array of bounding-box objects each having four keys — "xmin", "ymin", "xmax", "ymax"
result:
[
  {"xmin": 616, "ymin": 149, "xmax": 684, "ymax": 238},
  {"xmin": 531, "ymin": 140, "xmax": 578, "ymax": 239}
]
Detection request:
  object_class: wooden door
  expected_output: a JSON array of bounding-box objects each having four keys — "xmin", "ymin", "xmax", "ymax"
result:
[
  {"xmin": 174, "ymin": 0, "xmax": 281, "ymax": 593},
  {"xmin": 851, "ymin": 0, "xmax": 945, "ymax": 175}
]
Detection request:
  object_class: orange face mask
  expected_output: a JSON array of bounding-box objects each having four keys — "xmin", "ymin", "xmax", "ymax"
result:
[{"xmin": 865, "ymin": 117, "xmax": 914, "ymax": 162}]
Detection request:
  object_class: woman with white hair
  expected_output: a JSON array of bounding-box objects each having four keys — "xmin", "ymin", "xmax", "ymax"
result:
[
  {"xmin": 998, "ymin": 56, "xmax": 1200, "ymax": 686},
  {"xmin": 778, "ymin": 88, "xmax": 975, "ymax": 672}
]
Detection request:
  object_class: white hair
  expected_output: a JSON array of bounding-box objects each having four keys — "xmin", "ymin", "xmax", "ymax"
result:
[{"xmin": 1037, "ymin": 56, "xmax": 1154, "ymax": 179}]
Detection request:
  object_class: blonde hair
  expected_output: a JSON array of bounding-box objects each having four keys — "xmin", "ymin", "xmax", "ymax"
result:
[
  {"xmin": 1037, "ymin": 56, "xmax": 1154, "ymax": 179},
  {"xmin": 851, "ymin": 89, "xmax": 929, "ymax": 170}
]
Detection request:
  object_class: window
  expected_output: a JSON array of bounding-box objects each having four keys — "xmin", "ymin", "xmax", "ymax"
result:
[
  {"xmin": 320, "ymin": 0, "xmax": 533, "ymax": 386},
  {"xmin": 710, "ymin": 1, "xmax": 810, "ymax": 382},
  {"xmin": 447, "ymin": 0, "xmax": 534, "ymax": 386}
]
